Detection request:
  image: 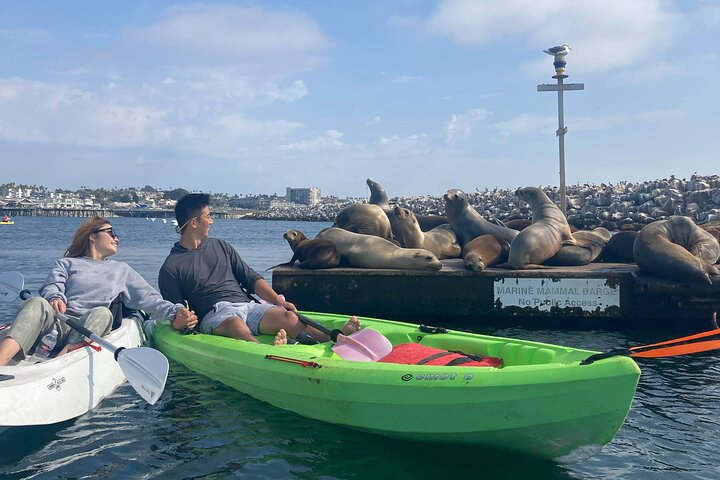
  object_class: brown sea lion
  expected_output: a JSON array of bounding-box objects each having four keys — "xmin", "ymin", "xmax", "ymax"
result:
[
  {"xmin": 367, "ymin": 178, "xmax": 391, "ymax": 210},
  {"xmin": 544, "ymin": 228, "xmax": 610, "ymax": 266},
  {"xmin": 366, "ymin": 178, "xmax": 448, "ymax": 242},
  {"xmin": 267, "ymin": 229, "xmax": 340, "ymax": 270},
  {"xmin": 602, "ymin": 231, "xmax": 637, "ymax": 263},
  {"xmin": 700, "ymin": 225, "xmax": 720, "ymax": 245},
  {"xmin": 333, "ymin": 203, "xmax": 393, "ymax": 241},
  {"xmin": 504, "ymin": 218, "xmax": 532, "ymax": 231},
  {"xmin": 634, "ymin": 216, "xmax": 720, "ymax": 284},
  {"xmin": 462, "ymin": 234, "xmax": 510, "ymax": 271},
  {"xmin": 391, "ymin": 206, "xmax": 461, "ymax": 259},
  {"xmin": 507, "ymin": 187, "xmax": 576, "ymax": 269},
  {"xmin": 443, "ymin": 189, "xmax": 517, "ymax": 246},
  {"xmin": 316, "ymin": 227, "xmax": 442, "ymax": 271}
]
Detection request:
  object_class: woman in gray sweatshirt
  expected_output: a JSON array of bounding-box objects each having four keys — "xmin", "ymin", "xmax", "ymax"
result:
[{"xmin": 0, "ymin": 217, "xmax": 197, "ymax": 365}]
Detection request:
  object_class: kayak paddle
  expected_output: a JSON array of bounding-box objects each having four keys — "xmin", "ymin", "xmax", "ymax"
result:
[
  {"xmin": 0, "ymin": 272, "xmax": 24, "ymax": 303},
  {"xmin": 57, "ymin": 313, "xmax": 168, "ymax": 405},
  {"xmin": 295, "ymin": 311, "xmax": 392, "ymax": 362},
  {"xmin": 0, "ymin": 272, "xmax": 169, "ymax": 405},
  {"xmin": 581, "ymin": 328, "xmax": 720, "ymax": 365}
]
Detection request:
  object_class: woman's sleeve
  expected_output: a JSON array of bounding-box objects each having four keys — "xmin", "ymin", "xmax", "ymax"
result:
[
  {"xmin": 39, "ymin": 259, "xmax": 68, "ymax": 303},
  {"xmin": 124, "ymin": 265, "xmax": 182, "ymax": 320}
]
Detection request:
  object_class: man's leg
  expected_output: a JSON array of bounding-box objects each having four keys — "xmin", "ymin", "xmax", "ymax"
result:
[
  {"xmin": 258, "ymin": 307, "xmax": 361, "ymax": 341},
  {"xmin": 212, "ymin": 316, "xmax": 259, "ymax": 343},
  {"xmin": 213, "ymin": 316, "xmax": 287, "ymax": 345}
]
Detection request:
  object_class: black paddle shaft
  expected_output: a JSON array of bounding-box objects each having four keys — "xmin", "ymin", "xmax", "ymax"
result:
[
  {"xmin": 295, "ymin": 312, "xmax": 343, "ymax": 342},
  {"xmin": 580, "ymin": 348, "xmax": 631, "ymax": 365}
]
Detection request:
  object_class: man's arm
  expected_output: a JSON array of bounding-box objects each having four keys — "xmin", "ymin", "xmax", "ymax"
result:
[
  {"xmin": 158, "ymin": 266, "xmax": 184, "ymax": 305},
  {"xmin": 253, "ymin": 278, "xmax": 296, "ymax": 312}
]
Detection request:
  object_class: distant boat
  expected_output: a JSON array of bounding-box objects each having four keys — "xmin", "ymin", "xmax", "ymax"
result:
[
  {"xmin": 161, "ymin": 219, "xmax": 167, "ymax": 224},
  {"xmin": 0, "ymin": 221, "xmax": 14, "ymax": 225},
  {"xmin": 171, "ymin": 219, "xmax": 178, "ymax": 226}
]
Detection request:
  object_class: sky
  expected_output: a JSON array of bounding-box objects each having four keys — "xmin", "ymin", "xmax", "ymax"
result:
[{"xmin": 0, "ymin": 1, "xmax": 719, "ymax": 198}]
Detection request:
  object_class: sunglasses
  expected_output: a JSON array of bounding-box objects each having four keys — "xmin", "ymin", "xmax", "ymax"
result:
[{"xmin": 94, "ymin": 227, "xmax": 119, "ymax": 239}]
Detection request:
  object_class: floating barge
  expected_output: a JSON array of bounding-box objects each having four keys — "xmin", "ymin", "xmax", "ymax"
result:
[{"xmin": 272, "ymin": 261, "xmax": 720, "ymax": 330}]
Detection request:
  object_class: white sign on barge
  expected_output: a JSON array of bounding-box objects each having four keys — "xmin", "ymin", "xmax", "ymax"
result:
[{"xmin": 494, "ymin": 278, "xmax": 620, "ymax": 314}]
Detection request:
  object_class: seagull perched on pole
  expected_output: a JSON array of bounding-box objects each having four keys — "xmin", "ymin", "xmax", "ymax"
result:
[
  {"xmin": 543, "ymin": 44, "xmax": 571, "ymax": 56},
  {"xmin": 543, "ymin": 44, "xmax": 572, "ymax": 75}
]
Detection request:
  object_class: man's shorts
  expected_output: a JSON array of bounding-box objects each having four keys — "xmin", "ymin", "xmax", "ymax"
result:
[{"xmin": 199, "ymin": 301, "xmax": 276, "ymax": 335}]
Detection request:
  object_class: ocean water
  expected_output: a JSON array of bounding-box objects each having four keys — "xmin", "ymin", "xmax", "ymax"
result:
[{"xmin": 1, "ymin": 217, "xmax": 719, "ymax": 479}]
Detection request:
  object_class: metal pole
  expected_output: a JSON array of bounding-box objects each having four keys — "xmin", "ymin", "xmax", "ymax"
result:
[
  {"xmin": 538, "ymin": 50, "xmax": 583, "ymax": 217},
  {"xmin": 556, "ymin": 74, "xmax": 567, "ymax": 215}
]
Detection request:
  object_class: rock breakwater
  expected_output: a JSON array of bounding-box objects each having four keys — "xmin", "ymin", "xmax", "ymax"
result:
[{"xmin": 250, "ymin": 174, "xmax": 720, "ymax": 231}]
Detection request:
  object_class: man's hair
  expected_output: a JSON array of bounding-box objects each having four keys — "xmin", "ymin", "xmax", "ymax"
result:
[{"xmin": 175, "ymin": 193, "xmax": 210, "ymax": 233}]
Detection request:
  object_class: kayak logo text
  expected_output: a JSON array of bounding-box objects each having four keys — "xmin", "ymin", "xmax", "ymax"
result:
[
  {"xmin": 401, "ymin": 373, "xmax": 474, "ymax": 382},
  {"xmin": 47, "ymin": 377, "xmax": 66, "ymax": 390}
]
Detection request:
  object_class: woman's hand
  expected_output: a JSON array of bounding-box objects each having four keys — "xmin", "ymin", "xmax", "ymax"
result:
[
  {"xmin": 172, "ymin": 307, "xmax": 198, "ymax": 331},
  {"xmin": 50, "ymin": 298, "xmax": 67, "ymax": 314}
]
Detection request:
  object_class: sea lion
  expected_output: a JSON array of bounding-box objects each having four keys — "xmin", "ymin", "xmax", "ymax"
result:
[
  {"xmin": 504, "ymin": 218, "xmax": 532, "ymax": 231},
  {"xmin": 333, "ymin": 203, "xmax": 393, "ymax": 241},
  {"xmin": 366, "ymin": 178, "xmax": 448, "ymax": 242},
  {"xmin": 544, "ymin": 228, "xmax": 610, "ymax": 266},
  {"xmin": 462, "ymin": 234, "xmax": 510, "ymax": 272},
  {"xmin": 316, "ymin": 227, "xmax": 442, "ymax": 271},
  {"xmin": 267, "ymin": 229, "xmax": 340, "ymax": 270},
  {"xmin": 507, "ymin": 187, "xmax": 575, "ymax": 269},
  {"xmin": 391, "ymin": 206, "xmax": 461, "ymax": 259},
  {"xmin": 443, "ymin": 189, "xmax": 517, "ymax": 246},
  {"xmin": 602, "ymin": 231, "xmax": 637, "ymax": 263},
  {"xmin": 634, "ymin": 216, "xmax": 720, "ymax": 284},
  {"xmin": 367, "ymin": 178, "xmax": 391, "ymax": 211}
]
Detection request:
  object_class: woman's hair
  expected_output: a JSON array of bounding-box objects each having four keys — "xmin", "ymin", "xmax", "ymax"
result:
[{"xmin": 65, "ymin": 217, "xmax": 111, "ymax": 258}]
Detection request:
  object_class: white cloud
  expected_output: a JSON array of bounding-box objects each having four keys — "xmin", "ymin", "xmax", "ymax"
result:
[
  {"xmin": 0, "ymin": 78, "xmax": 171, "ymax": 147},
  {"xmin": 493, "ymin": 110, "xmax": 685, "ymax": 136},
  {"xmin": 281, "ymin": 130, "xmax": 345, "ymax": 151},
  {"xmin": 120, "ymin": 4, "xmax": 331, "ymax": 74},
  {"xmin": 366, "ymin": 116, "xmax": 382, "ymax": 125},
  {"xmin": 217, "ymin": 114, "xmax": 304, "ymax": 137},
  {"xmin": 426, "ymin": 0, "xmax": 681, "ymax": 73},
  {"xmin": 392, "ymin": 75, "xmax": 423, "ymax": 83},
  {"xmin": 0, "ymin": 28, "xmax": 53, "ymax": 46},
  {"xmin": 444, "ymin": 108, "xmax": 491, "ymax": 144}
]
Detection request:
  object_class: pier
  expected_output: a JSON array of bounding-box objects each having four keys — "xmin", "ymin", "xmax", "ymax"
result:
[
  {"xmin": 0, "ymin": 207, "xmax": 254, "ymax": 219},
  {"xmin": 272, "ymin": 261, "xmax": 720, "ymax": 330}
]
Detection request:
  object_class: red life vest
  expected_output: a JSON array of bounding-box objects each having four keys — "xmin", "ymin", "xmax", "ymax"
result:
[{"xmin": 378, "ymin": 343, "xmax": 502, "ymax": 367}]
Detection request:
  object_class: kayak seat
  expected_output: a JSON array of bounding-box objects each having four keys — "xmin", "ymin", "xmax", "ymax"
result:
[
  {"xmin": 500, "ymin": 343, "xmax": 558, "ymax": 366},
  {"xmin": 419, "ymin": 335, "xmax": 498, "ymax": 357}
]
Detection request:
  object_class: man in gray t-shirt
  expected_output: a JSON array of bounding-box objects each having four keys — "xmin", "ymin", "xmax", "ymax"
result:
[{"xmin": 159, "ymin": 193, "xmax": 359, "ymax": 345}]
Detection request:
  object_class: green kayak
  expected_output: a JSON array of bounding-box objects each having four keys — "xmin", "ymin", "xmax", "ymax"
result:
[{"xmin": 152, "ymin": 312, "xmax": 640, "ymax": 458}]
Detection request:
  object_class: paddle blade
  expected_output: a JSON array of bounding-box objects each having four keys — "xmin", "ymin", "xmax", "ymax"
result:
[
  {"xmin": 631, "ymin": 339, "xmax": 720, "ymax": 358},
  {"xmin": 0, "ymin": 272, "xmax": 24, "ymax": 302},
  {"xmin": 332, "ymin": 328, "xmax": 393, "ymax": 362},
  {"xmin": 117, "ymin": 346, "xmax": 169, "ymax": 405}
]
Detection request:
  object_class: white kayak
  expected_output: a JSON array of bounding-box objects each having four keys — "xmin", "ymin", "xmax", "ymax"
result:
[{"xmin": 0, "ymin": 317, "xmax": 143, "ymax": 427}]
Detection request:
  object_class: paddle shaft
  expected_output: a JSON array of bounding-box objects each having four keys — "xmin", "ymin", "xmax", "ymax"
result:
[
  {"xmin": 60, "ymin": 314, "xmax": 122, "ymax": 359},
  {"xmin": 295, "ymin": 312, "xmax": 343, "ymax": 342}
]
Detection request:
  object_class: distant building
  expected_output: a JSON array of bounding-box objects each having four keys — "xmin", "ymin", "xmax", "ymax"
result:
[{"xmin": 286, "ymin": 187, "xmax": 320, "ymax": 206}]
